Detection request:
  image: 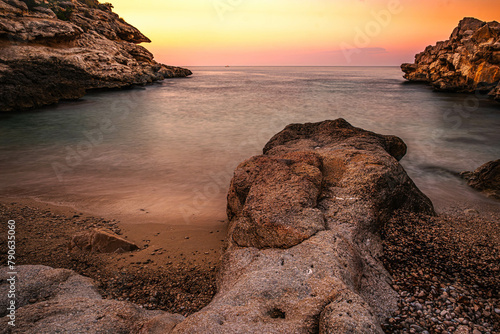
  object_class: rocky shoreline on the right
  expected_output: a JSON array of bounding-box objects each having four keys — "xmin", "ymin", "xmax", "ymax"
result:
[
  {"xmin": 401, "ymin": 17, "xmax": 500, "ymax": 101},
  {"xmin": 461, "ymin": 160, "xmax": 500, "ymax": 200},
  {"xmin": 381, "ymin": 157, "xmax": 500, "ymax": 334}
]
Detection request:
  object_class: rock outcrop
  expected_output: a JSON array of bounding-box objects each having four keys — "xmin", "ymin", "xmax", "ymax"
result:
[
  {"xmin": 71, "ymin": 228, "xmax": 139, "ymax": 253},
  {"xmin": 0, "ymin": 265, "xmax": 184, "ymax": 333},
  {"xmin": 461, "ymin": 159, "xmax": 500, "ymax": 199},
  {"xmin": 2, "ymin": 120, "xmax": 436, "ymax": 333},
  {"xmin": 401, "ymin": 17, "xmax": 500, "ymax": 101},
  {"xmin": 0, "ymin": 0, "xmax": 192, "ymax": 112},
  {"xmin": 174, "ymin": 119, "xmax": 435, "ymax": 333}
]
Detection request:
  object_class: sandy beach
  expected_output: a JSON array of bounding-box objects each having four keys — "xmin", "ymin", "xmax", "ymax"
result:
[
  {"xmin": 1, "ymin": 191, "xmax": 498, "ymax": 332},
  {"xmin": 0, "ymin": 197, "xmax": 226, "ymax": 316}
]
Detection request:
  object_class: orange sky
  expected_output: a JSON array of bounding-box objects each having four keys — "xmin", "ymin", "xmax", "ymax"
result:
[{"xmin": 110, "ymin": 0, "xmax": 500, "ymax": 66}]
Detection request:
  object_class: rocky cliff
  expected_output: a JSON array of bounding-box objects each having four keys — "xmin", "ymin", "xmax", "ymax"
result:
[
  {"xmin": 0, "ymin": 0, "xmax": 191, "ymax": 112},
  {"xmin": 401, "ymin": 17, "xmax": 500, "ymax": 101}
]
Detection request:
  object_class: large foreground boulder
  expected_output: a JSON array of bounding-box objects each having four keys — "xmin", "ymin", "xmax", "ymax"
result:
[
  {"xmin": 174, "ymin": 119, "xmax": 435, "ymax": 333},
  {"xmin": 461, "ymin": 159, "xmax": 500, "ymax": 199},
  {"xmin": 401, "ymin": 17, "xmax": 500, "ymax": 101},
  {"xmin": 0, "ymin": 265, "xmax": 184, "ymax": 333},
  {"xmin": 0, "ymin": 0, "xmax": 191, "ymax": 112}
]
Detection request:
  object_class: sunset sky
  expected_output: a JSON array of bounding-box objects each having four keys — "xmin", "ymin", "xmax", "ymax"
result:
[{"xmin": 111, "ymin": 0, "xmax": 500, "ymax": 66}]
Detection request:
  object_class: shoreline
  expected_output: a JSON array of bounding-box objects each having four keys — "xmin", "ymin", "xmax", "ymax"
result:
[
  {"xmin": 0, "ymin": 195, "xmax": 228, "ymax": 262},
  {"xmin": 1, "ymin": 192, "xmax": 498, "ymax": 331},
  {"xmin": 0, "ymin": 197, "xmax": 227, "ymax": 316}
]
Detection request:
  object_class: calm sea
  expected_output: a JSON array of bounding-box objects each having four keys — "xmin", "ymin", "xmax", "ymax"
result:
[{"xmin": 1, "ymin": 67, "xmax": 499, "ymax": 225}]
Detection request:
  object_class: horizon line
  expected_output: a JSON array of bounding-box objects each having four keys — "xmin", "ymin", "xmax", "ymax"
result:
[{"xmin": 175, "ymin": 65, "xmax": 405, "ymax": 68}]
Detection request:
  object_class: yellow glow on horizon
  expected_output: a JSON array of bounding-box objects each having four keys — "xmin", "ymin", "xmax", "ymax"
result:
[{"xmin": 109, "ymin": 0, "xmax": 500, "ymax": 66}]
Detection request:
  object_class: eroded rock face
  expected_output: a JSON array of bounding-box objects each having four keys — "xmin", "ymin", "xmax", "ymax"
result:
[
  {"xmin": 0, "ymin": 265, "xmax": 184, "ymax": 333},
  {"xmin": 71, "ymin": 228, "xmax": 139, "ymax": 253},
  {"xmin": 174, "ymin": 119, "xmax": 435, "ymax": 334},
  {"xmin": 227, "ymin": 152, "xmax": 326, "ymax": 249},
  {"xmin": 461, "ymin": 159, "xmax": 500, "ymax": 199},
  {"xmin": 401, "ymin": 17, "xmax": 500, "ymax": 101},
  {"xmin": 0, "ymin": 0, "xmax": 192, "ymax": 112}
]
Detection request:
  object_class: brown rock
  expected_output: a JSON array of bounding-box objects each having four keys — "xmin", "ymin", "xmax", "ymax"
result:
[
  {"xmin": 319, "ymin": 290, "xmax": 383, "ymax": 333},
  {"xmin": 491, "ymin": 81, "xmax": 500, "ymax": 101},
  {"xmin": 71, "ymin": 228, "xmax": 139, "ymax": 253},
  {"xmin": 461, "ymin": 159, "xmax": 500, "ymax": 199},
  {"xmin": 0, "ymin": 0, "xmax": 191, "ymax": 112},
  {"xmin": 1, "ymin": 120, "xmax": 437, "ymax": 333},
  {"xmin": 455, "ymin": 325, "xmax": 470, "ymax": 334},
  {"xmin": 450, "ymin": 17, "xmax": 487, "ymax": 40},
  {"xmin": 402, "ymin": 17, "xmax": 500, "ymax": 100},
  {"xmin": 227, "ymin": 153, "xmax": 325, "ymax": 249},
  {"xmin": 174, "ymin": 119, "xmax": 435, "ymax": 333},
  {"xmin": 0, "ymin": 265, "xmax": 184, "ymax": 333},
  {"xmin": 138, "ymin": 313, "xmax": 186, "ymax": 334}
]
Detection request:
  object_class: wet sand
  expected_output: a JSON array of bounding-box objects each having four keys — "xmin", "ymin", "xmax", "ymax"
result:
[{"xmin": 0, "ymin": 196, "xmax": 227, "ymax": 316}]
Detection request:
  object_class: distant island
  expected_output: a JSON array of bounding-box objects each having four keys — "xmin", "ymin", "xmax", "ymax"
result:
[
  {"xmin": 402, "ymin": 17, "xmax": 500, "ymax": 101},
  {"xmin": 0, "ymin": 0, "xmax": 191, "ymax": 112}
]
